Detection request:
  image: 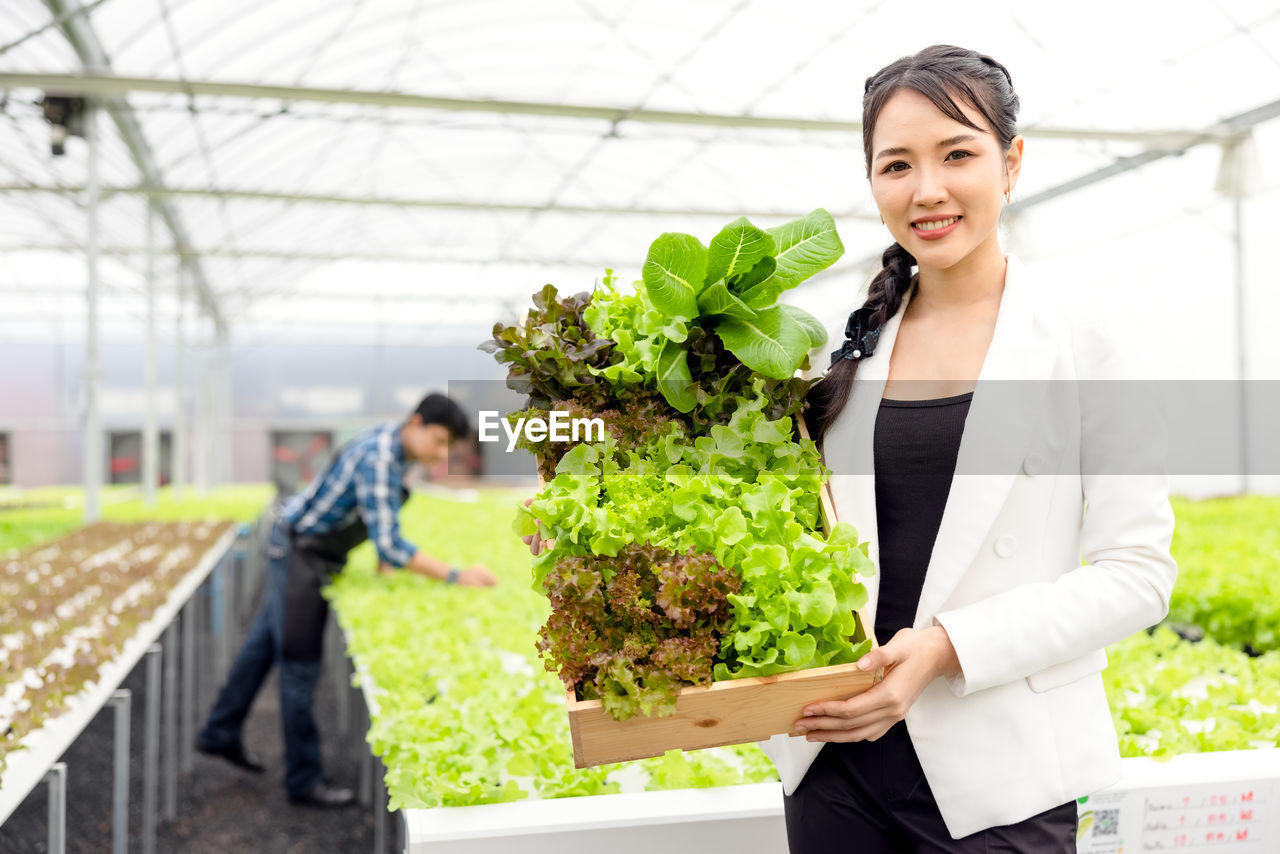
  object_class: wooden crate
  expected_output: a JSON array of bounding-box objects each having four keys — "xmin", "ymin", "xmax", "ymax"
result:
[{"xmin": 534, "ymin": 411, "xmax": 882, "ymax": 768}]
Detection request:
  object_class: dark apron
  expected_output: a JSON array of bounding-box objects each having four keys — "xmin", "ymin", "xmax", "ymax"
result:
[{"xmin": 281, "ymin": 480, "xmax": 411, "ymax": 662}]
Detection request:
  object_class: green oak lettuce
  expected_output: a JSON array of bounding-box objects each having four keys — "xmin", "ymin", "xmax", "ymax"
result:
[{"xmin": 517, "ymin": 384, "xmax": 874, "ymax": 712}]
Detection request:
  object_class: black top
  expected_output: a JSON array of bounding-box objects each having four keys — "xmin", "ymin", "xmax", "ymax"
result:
[{"xmin": 872, "ymin": 391, "xmax": 973, "ymax": 641}]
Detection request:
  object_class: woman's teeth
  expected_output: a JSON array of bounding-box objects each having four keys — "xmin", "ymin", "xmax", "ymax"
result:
[{"xmin": 913, "ymin": 216, "xmax": 960, "ymax": 231}]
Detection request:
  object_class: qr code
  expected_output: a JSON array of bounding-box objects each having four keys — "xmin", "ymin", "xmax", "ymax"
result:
[{"xmin": 1092, "ymin": 808, "xmax": 1120, "ymax": 837}]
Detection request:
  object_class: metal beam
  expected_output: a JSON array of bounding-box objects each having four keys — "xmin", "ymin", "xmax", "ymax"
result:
[
  {"xmin": 1008, "ymin": 98, "xmax": 1280, "ymax": 209},
  {"xmin": 0, "ymin": 71, "xmax": 1240, "ymax": 146},
  {"xmin": 83, "ymin": 98, "xmax": 101, "ymax": 523},
  {"xmin": 39, "ymin": 3, "xmax": 225, "ymax": 333},
  {"xmin": 0, "ymin": 182, "xmax": 877, "ymax": 221},
  {"xmin": 173, "ymin": 266, "xmax": 187, "ymax": 498},
  {"xmin": 142, "ymin": 196, "xmax": 158, "ymax": 506},
  {"xmin": 0, "ymin": 282, "xmax": 583, "ymax": 304},
  {"xmin": 0, "ymin": 241, "xmax": 642, "ymax": 267}
]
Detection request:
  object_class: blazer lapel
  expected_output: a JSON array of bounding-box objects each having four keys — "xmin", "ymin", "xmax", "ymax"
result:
[
  {"xmin": 911, "ymin": 253, "xmax": 1057, "ymax": 626},
  {"xmin": 822, "ymin": 253, "xmax": 1057, "ymax": 644}
]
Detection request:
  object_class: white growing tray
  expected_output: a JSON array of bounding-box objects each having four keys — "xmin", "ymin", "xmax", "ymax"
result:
[
  {"xmin": 332, "ymin": 620, "xmax": 1280, "ymax": 854},
  {"xmin": 0, "ymin": 524, "xmax": 238, "ymax": 823},
  {"xmin": 393, "ymin": 746, "xmax": 1279, "ymax": 853}
]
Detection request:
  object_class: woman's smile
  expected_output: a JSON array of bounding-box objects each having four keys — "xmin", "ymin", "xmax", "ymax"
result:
[{"xmin": 910, "ymin": 215, "xmax": 962, "ymax": 239}]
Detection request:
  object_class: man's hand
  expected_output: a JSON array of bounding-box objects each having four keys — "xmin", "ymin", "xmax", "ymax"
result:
[
  {"xmin": 377, "ymin": 562, "xmax": 395, "ymax": 576},
  {"xmin": 401, "ymin": 550, "xmax": 500, "ymax": 587},
  {"xmin": 456, "ymin": 564, "xmax": 498, "ymax": 587},
  {"xmin": 521, "ymin": 497, "xmax": 545, "ymax": 556},
  {"xmin": 791, "ymin": 626, "xmax": 959, "ymax": 743}
]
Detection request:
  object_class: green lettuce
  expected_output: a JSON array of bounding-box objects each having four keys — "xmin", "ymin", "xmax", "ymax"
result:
[
  {"xmin": 583, "ymin": 210, "xmax": 841, "ymax": 412},
  {"xmin": 519, "ymin": 383, "xmax": 874, "ymax": 708}
]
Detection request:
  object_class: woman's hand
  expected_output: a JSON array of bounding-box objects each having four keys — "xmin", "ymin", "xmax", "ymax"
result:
[
  {"xmin": 793, "ymin": 626, "xmax": 961, "ymax": 743},
  {"xmin": 520, "ymin": 497, "xmax": 544, "ymax": 555}
]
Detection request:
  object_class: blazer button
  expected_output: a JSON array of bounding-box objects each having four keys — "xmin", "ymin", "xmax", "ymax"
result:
[
  {"xmin": 1022, "ymin": 453, "xmax": 1047, "ymax": 476},
  {"xmin": 994, "ymin": 534, "xmax": 1018, "ymax": 558}
]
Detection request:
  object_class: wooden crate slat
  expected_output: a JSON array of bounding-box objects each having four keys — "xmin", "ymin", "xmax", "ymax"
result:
[{"xmin": 566, "ymin": 661, "xmax": 878, "ymax": 767}]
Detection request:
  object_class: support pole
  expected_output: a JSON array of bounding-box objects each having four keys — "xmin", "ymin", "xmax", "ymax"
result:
[
  {"xmin": 142, "ymin": 195, "xmax": 159, "ymax": 506},
  {"xmin": 217, "ymin": 329, "xmax": 233, "ymax": 485},
  {"xmin": 194, "ymin": 581, "xmax": 206, "ymax": 719},
  {"xmin": 1214, "ymin": 132, "xmax": 1257, "ymax": 494},
  {"xmin": 181, "ymin": 601, "xmax": 195, "ymax": 774},
  {"xmin": 231, "ymin": 529, "xmax": 249, "ymax": 643},
  {"xmin": 202, "ymin": 578, "xmax": 214, "ymax": 717},
  {"xmin": 373, "ymin": 756, "xmax": 387, "ymax": 854},
  {"xmin": 213, "ymin": 558, "xmax": 229, "ymax": 681},
  {"xmin": 348, "ymin": 670, "xmax": 361, "ymax": 761},
  {"xmin": 194, "ymin": 318, "xmax": 213, "ymax": 497},
  {"xmin": 108, "ymin": 689, "xmax": 132, "ymax": 854},
  {"xmin": 143, "ymin": 643, "xmax": 162, "ymax": 854},
  {"xmin": 222, "ymin": 549, "xmax": 236, "ymax": 673},
  {"xmin": 44, "ymin": 762, "xmax": 67, "ymax": 854},
  {"xmin": 83, "ymin": 98, "xmax": 102, "ymax": 523},
  {"xmin": 331, "ymin": 619, "xmax": 350, "ymax": 737},
  {"xmin": 246, "ymin": 521, "xmax": 265, "ymax": 616},
  {"xmin": 1233, "ymin": 190, "xmax": 1249, "ymax": 493},
  {"xmin": 358, "ymin": 692, "xmax": 372, "ymax": 808},
  {"xmin": 172, "ymin": 264, "xmax": 187, "ymax": 500},
  {"xmin": 163, "ymin": 623, "xmax": 178, "ymax": 819}
]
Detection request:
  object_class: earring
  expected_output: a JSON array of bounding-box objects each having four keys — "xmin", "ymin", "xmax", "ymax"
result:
[{"xmin": 1004, "ymin": 190, "xmax": 1011, "ymax": 205}]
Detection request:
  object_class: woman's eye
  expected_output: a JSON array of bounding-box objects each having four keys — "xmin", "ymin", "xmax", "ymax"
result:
[{"xmin": 883, "ymin": 150, "xmax": 971, "ymax": 173}]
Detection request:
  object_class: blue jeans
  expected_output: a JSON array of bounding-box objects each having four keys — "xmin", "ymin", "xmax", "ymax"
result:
[{"xmin": 197, "ymin": 518, "xmax": 325, "ymax": 798}]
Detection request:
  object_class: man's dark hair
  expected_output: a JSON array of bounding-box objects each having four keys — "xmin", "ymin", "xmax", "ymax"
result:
[{"xmin": 413, "ymin": 393, "xmax": 470, "ymax": 439}]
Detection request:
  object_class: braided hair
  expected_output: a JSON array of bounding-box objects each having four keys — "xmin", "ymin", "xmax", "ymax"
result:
[{"xmin": 807, "ymin": 44, "xmax": 1020, "ymax": 446}]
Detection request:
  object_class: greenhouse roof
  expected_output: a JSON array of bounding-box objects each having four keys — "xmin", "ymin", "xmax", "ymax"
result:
[{"xmin": 1, "ymin": 0, "xmax": 1278, "ymax": 340}]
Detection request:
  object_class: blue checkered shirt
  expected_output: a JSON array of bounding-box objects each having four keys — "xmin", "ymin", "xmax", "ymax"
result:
[{"xmin": 280, "ymin": 420, "xmax": 418, "ymax": 568}]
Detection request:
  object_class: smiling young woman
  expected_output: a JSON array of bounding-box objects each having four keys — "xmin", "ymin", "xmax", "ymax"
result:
[{"xmin": 773, "ymin": 44, "xmax": 1178, "ymax": 853}]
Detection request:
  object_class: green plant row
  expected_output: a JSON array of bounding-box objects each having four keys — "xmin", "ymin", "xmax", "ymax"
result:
[
  {"xmin": 1106, "ymin": 625, "xmax": 1280, "ymax": 759},
  {"xmin": 1164, "ymin": 495, "xmax": 1280, "ymax": 654},
  {"xmin": 0, "ymin": 484, "xmax": 275, "ymax": 552},
  {"xmin": 329, "ymin": 488, "xmax": 1279, "ymax": 810},
  {"xmin": 326, "ymin": 488, "xmax": 781, "ymax": 811}
]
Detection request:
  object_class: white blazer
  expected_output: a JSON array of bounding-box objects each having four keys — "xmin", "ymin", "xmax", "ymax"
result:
[{"xmin": 758, "ymin": 252, "xmax": 1178, "ymax": 839}]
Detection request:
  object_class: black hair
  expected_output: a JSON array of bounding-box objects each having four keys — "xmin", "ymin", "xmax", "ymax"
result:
[
  {"xmin": 807, "ymin": 44, "xmax": 1020, "ymax": 446},
  {"xmin": 412, "ymin": 393, "xmax": 470, "ymax": 440}
]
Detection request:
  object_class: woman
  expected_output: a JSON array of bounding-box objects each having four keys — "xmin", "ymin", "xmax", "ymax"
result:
[{"xmin": 765, "ymin": 45, "xmax": 1177, "ymax": 851}]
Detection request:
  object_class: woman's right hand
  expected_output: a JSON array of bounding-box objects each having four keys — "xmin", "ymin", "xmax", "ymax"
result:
[{"xmin": 521, "ymin": 497, "xmax": 544, "ymax": 556}]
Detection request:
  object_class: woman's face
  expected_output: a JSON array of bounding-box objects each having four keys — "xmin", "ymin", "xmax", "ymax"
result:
[{"xmin": 867, "ymin": 87, "xmax": 1021, "ymax": 272}]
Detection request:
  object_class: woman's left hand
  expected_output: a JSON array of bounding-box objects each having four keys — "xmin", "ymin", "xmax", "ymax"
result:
[{"xmin": 794, "ymin": 626, "xmax": 960, "ymax": 743}]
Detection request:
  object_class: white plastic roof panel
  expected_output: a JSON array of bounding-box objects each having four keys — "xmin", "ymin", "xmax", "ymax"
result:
[{"xmin": 0, "ymin": 0, "xmax": 1276, "ymax": 344}]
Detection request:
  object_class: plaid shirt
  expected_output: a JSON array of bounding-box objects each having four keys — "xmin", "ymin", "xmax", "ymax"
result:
[{"xmin": 280, "ymin": 420, "xmax": 418, "ymax": 568}]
